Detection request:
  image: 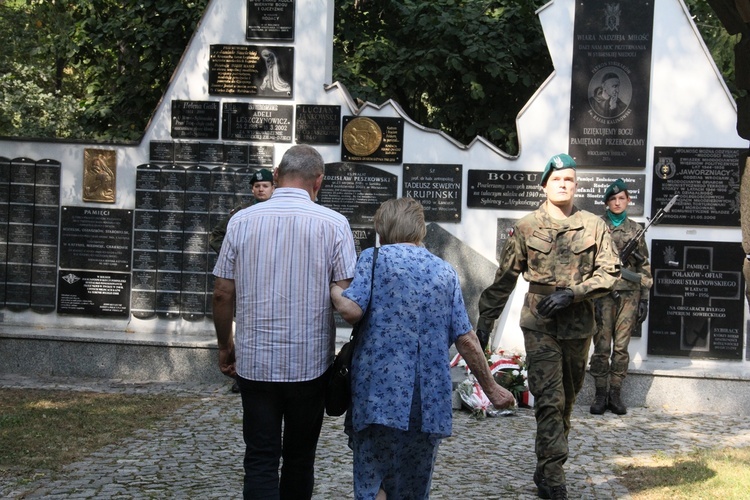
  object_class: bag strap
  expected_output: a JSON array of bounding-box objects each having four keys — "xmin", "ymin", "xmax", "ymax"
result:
[{"xmin": 350, "ymin": 246, "xmax": 378, "ymax": 342}]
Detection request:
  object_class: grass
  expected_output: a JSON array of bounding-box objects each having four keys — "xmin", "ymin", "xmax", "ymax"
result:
[
  {"xmin": 617, "ymin": 446, "xmax": 750, "ymax": 499},
  {"xmin": 0, "ymin": 388, "xmax": 198, "ymax": 485}
]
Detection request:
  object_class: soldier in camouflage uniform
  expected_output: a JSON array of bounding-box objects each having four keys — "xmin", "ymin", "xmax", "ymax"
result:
[
  {"xmin": 589, "ymin": 179, "xmax": 652, "ymax": 415},
  {"xmin": 476, "ymin": 154, "xmax": 619, "ymax": 500}
]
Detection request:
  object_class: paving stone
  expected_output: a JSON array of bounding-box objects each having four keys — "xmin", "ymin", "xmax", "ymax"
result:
[{"xmin": 2, "ymin": 374, "xmax": 750, "ymax": 499}]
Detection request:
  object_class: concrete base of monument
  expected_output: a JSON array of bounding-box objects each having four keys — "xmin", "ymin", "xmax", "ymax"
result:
[{"xmin": 2, "ymin": 325, "xmax": 750, "ymax": 413}]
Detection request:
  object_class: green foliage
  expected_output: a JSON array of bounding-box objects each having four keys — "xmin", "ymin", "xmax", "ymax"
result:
[
  {"xmin": 685, "ymin": 0, "xmax": 744, "ymax": 98},
  {"xmin": 333, "ymin": 0, "xmax": 553, "ymax": 155},
  {"xmin": 0, "ymin": 0, "xmax": 208, "ymax": 141}
]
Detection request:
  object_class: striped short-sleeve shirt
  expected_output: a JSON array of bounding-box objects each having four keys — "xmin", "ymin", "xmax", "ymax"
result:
[{"xmin": 213, "ymin": 187, "xmax": 357, "ymax": 382}]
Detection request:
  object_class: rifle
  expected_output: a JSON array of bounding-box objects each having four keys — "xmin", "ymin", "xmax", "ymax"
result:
[{"xmin": 619, "ymin": 194, "xmax": 679, "ymax": 264}]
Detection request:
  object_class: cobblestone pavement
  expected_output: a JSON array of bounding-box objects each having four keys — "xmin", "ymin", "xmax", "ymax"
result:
[{"xmin": 2, "ymin": 374, "xmax": 750, "ymax": 499}]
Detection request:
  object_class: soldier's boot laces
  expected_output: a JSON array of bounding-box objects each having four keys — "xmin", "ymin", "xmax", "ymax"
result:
[
  {"xmin": 608, "ymin": 386, "xmax": 627, "ymax": 415},
  {"xmin": 590, "ymin": 386, "xmax": 608, "ymax": 415},
  {"xmin": 550, "ymin": 484, "xmax": 568, "ymax": 500}
]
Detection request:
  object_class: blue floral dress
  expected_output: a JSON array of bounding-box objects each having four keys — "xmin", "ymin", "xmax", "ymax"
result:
[{"xmin": 342, "ymin": 243, "xmax": 472, "ymax": 498}]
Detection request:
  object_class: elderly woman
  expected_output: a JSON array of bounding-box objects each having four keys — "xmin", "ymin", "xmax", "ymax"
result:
[{"xmin": 330, "ymin": 197, "xmax": 514, "ymax": 499}]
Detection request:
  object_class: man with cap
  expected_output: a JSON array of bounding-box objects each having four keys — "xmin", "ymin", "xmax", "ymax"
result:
[
  {"xmin": 209, "ymin": 168, "xmax": 274, "ymax": 393},
  {"xmin": 476, "ymin": 153, "xmax": 619, "ymax": 499},
  {"xmin": 589, "ymin": 179, "xmax": 652, "ymax": 415}
]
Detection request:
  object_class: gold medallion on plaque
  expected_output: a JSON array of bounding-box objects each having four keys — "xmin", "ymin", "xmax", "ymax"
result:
[
  {"xmin": 83, "ymin": 148, "xmax": 117, "ymax": 203},
  {"xmin": 343, "ymin": 117, "xmax": 382, "ymax": 157}
]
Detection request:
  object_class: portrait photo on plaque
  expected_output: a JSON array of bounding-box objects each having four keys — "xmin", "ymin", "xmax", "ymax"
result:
[
  {"xmin": 83, "ymin": 149, "xmax": 116, "ymax": 203},
  {"xmin": 209, "ymin": 45, "xmax": 294, "ymax": 98},
  {"xmin": 247, "ymin": 0, "xmax": 295, "ymax": 41},
  {"xmin": 341, "ymin": 116, "xmax": 403, "ymax": 164},
  {"xmin": 648, "ymin": 240, "xmax": 745, "ymax": 359},
  {"xmin": 568, "ymin": 0, "xmax": 654, "ymax": 167}
]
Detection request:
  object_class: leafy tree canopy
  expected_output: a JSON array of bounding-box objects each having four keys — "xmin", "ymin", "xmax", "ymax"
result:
[{"xmin": 0, "ymin": 0, "xmax": 739, "ymax": 150}]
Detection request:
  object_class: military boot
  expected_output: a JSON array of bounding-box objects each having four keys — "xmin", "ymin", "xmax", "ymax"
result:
[
  {"xmin": 589, "ymin": 386, "xmax": 608, "ymax": 415},
  {"xmin": 607, "ymin": 386, "xmax": 627, "ymax": 415},
  {"xmin": 549, "ymin": 484, "xmax": 568, "ymax": 500}
]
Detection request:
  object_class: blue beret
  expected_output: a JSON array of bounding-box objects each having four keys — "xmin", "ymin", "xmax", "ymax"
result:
[
  {"xmin": 603, "ymin": 178, "xmax": 628, "ymax": 202},
  {"xmin": 540, "ymin": 153, "xmax": 576, "ymax": 186}
]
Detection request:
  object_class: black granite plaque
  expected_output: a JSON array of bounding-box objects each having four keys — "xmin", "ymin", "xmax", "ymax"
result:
[
  {"xmin": 134, "ymin": 230, "xmax": 158, "ymax": 250},
  {"xmin": 222, "ymin": 102, "xmax": 293, "ymax": 141},
  {"xmin": 341, "ymin": 116, "xmax": 404, "ymax": 164},
  {"xmin": 133, "ymin": 250, "xmax": 157, "ymax": 270},
  {"xmin": 317, "ymin": 163, "xmax": 398, "ymax": 225},
  {"xmin": 249, "ymin": 145, "xmax": 274, "ymax": 167},
  {"xmin": 136, "ymin": 163, "xmax": 161, "ymax": 191},
  {"xmin": 183, "ymin": 232, "xmax": 208, "ymax": 254},
  {"xmin": 31, "ymin": 225, "xmax": 57, "ymax": 247},
  {"xmin": 351, "ymin": 227, "xmax": 377, "ymax": 256},
  {"xmin": 171, "ymin": 100, "xmax": 220, "ymax": 139},
  {"xmin": 174, "ymin": 143, "xmax": 201, "ymax": 163},
  {"xmin": 467, "ymin": 169, "xmax": 544, "ymax": 210},
  {"xmin": 652, "ymin": 147, "xmax": 741, "ymax": 227},
  {"xmin": 648, "ymin": 240, "xmax": 744, "ymax": 359},
  {"xmin": 59, "ymin": 207, "xmax": 133, "ymax": 271},
  {"xmin": 568, "ymin": 0, "xmax": 654, "ymax": 167},
  {"xmin": 296, "ymin": 104, "xmax": 341, "ymax": 144},
  {"xmin": 247, "ymin": 0, "xmax": 295, "ymax": 40},
  {"xmin": 35, "ymin": 160, "xmax": 61, "ymax": 185},
  {"xmin": 150, "ymin": 141, "xmax": 174, "ymax": 162},
  {"xmin": 200, "ymin": 143, "xmax": 224, "ymax": 164},
  {"xmin": 57, "ymin": 270, "xmax": 130, "ymax": 317},
  {"xmin": 210, "ymin": 45, "xmax": 294, "ymax": 97},
  {"xmin": 130, "ymin": 289, "xmax": 156, "ymax": 319},
  {"xmin": 571, "ymin": 173, "xmax": 645, "ymax": 215},
  {"xmin": 224, "ymin": 144, "xmax": 250, "ymax": 165},
  {"xmin": 34, "ymin": 205, "xmax": 60, "ymax": 226},
  {"xmin": 403, "ymin": 164, "xmax": 462, "ymax": 223}
]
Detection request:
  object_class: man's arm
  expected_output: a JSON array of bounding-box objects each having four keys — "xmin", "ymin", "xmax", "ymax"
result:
[
  {"xmin": 476, "ymin": 235, "xmax": 523, "ymax": 332},
  {"xmin": 213, "ymin": 277, "xmax": 237, "ymax": 378}
]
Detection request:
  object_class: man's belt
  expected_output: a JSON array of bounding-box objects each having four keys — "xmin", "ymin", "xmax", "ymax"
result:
[{"xmin": 528, "ymin": 284, "xmax": 565, "ymax": 295}]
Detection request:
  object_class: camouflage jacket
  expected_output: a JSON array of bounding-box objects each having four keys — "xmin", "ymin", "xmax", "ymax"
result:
[
  {"xmin": 478, "ymin": 202, "xmax": 620, "ymax": 339},
  {"xmin": 208, "ymin": 199, "xmax": 256, "ymax": 254},
  {"xmin": 602, "ymin": 215, "xmax": 653, "ymax": 294}
]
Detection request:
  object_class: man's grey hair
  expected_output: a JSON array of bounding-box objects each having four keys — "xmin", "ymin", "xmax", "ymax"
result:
[{"xmin": 277, "ymin": 145, "xmax": 324, "ymax": 181}]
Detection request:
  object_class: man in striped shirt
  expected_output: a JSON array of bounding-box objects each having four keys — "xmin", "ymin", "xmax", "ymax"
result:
[{"xmin": 213, "ymin": 145, "xmax": 357, "ymax": 499}]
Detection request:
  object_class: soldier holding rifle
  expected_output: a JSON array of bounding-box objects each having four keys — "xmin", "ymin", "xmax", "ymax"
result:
[{"xmin": 589, "ymin": 179, "xmax": 654, "ymax": 415}]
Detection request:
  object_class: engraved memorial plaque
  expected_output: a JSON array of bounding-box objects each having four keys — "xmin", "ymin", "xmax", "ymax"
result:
[
  {"xmin": 210, "ymin": 45, "xmax": 294, "ymax": 97},
  {"xmin": 222, "ymin": 102, "xmax": 293, "ymax": 142},
  {"xmin": 224, "ymin": 143, "xmax": 250, "ymax": 165},
  {"xmin": 199, "ymin": 143, "xmax": 224, "ymax": 164},
  {"xmin": 568, "ymin": 0, "xmax": 654, "ymax": 167},
  {"xmin": 652, "ymin": 147, "xmax": 741, "ymax": 227},
  {"xmin": 59, "ymin": 207, "xmax": 133, "ymax": 271},
  {"xmin": 341, "ymin": 116, "xmax": 403, "ymax": 164},
  {"xmin": 247, "ymin": 0, "xmax": 295, "ymax": 41},
  {"xmin": 295, "ymin": 104, "xmax": 341, "ymax": 144},
  {"xmin": 58, "ymin": 270, "xmax": 131, "ymax": 317},
  {"xmin": 403, "ymin": 164, "xmax": 462, "ymax": 222},
  {"xmin": 174, "ymin": 142, "xmax": 201, "ymax": 163},
  {"xmin": 171, "ymin": 100, "xmax": 220, "ymax": 139},
  {"xmin": 150, "ymin": 141, "xmax": 174, "ymax": 163},
  {"xmin": 317, "ymin": 163, "xmax": 398, "ymax": 225},
  {"xmin": 648, "ymin": 240, "xmax": 745, "ymax": 359}
]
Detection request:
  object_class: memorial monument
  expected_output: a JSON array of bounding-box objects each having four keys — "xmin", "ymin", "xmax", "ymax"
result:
[{"xmin": 0, "ymin": 0, "xmax": 748, "ymax": 410}]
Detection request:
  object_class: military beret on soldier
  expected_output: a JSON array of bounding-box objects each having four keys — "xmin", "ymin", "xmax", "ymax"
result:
[
  {"xmin": 603, "ymin": 178, "xmax": 628, "ymax": 202},
  {"xmin": 540, "ymin": 153, "xmax": 577, "ymax": 186},
  {"xmin": 251, "ymin": 168, "xmax": 273, "ymax": 184}
]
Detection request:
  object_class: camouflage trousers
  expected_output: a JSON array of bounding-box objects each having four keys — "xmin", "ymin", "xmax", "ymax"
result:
[
  {"xmin": 523, "ymin": 328, "xmax": 591, "ymax": 488},
  {"xmin": 590, "ymin": 290, "xmax": 640, "ymax": 389}
]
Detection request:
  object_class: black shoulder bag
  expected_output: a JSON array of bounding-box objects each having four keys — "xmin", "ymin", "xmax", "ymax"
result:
[{"xmin": 325, "ymin": 247, "xmax": 379, "ymax": 417}]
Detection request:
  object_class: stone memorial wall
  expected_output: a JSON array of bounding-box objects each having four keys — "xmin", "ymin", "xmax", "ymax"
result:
[{"xmin": 0, "ymin": 0, "xmax": 747, "ymax": 373}]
